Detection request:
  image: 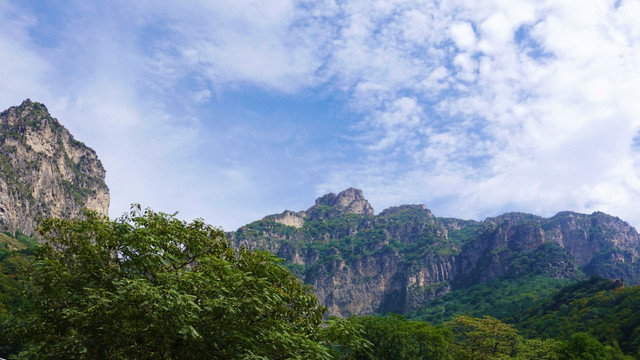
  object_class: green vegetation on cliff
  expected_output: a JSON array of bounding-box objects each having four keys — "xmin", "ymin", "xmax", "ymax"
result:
[
  {"xmin": 408, "ymin": 275, "xmax": 574, "ymax": 324},
  {"xmin": 402, "ymin": 275, "xmax": 640, "ymax": 358},
  {"xmin": 231, "ymin": 190, "xmax": 640, "ymax": 318},
  {"xmin": 517, "ymin": 276, "xmax": 640, "ymax": 355}
]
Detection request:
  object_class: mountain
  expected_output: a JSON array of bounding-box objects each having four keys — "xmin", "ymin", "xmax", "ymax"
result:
[
  {"xmin": 0, "ymin": 99, "xmax": 109, "ymax": 235},
  {"xmin": 229, "ymin": 188, "xmax": 640, "ymax": 317}
]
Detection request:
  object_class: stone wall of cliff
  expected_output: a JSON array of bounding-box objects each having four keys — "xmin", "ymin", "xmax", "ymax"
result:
[
  {"xmin": 0, "ymin": 99, "xmax": 109, "ymax": 235},
  {"xmin": 230, "ymin": 188, "xmax": 640, "ymax": 317}
]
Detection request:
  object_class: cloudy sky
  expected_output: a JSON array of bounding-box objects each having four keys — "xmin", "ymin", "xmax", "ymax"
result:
[{"xmin": 2, "ymin": 0, "xmax": 640, "ymax": 231}]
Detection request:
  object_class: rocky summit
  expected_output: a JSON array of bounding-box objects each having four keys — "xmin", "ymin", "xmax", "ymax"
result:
[
  {"xmin": 0, "ymin": 99, "xmax": 109, "ymax": 235},
  {"xmin": 259, "ymin": 188, "xmax": 375, "ymax": 229},
  {"xmin": 230, "ymin": 189, "xmax": 640, "ymax": 317}
]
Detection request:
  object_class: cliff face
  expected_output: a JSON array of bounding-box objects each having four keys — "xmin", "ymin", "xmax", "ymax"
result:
[
  {"xmin": 230, "ymin": 189, "xmax": 640, "ymax": 317},
  {"xmin": 0, "ymin": 99, "xmax": 109, "ymax": 235}
]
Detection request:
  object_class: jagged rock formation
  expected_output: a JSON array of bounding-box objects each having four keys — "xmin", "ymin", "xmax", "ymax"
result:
[
  {"xmin": 230, "ymin": 189, "xmax": 640, "ymax": 317},
  {"xmin": 268, "ymin": 188, "xmax": 374, "ymax": 228},
  {"xmin": 308, "ymin": 188, "xmax": 375, "ymax": 218},
  {"xmin": 0, "ymin": 99, "xmax": 109, "ymax": 235}
]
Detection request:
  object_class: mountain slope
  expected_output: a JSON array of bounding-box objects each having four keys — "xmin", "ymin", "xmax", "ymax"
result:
[
  {"xmin": 230, "ymin": 188, "xmax": 640, "ymax": 317},
  {"xmin": 0, "ymin": 99, "xmax": 109, "ymax": 235}
]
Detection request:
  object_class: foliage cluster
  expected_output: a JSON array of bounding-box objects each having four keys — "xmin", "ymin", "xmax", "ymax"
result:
[
  {"xmin": 0, "ymin": 231, "xmax": 36, "ymax": 357},
  {"xmin": 406, "ymin": 274, "xmax": 640, "ymax": 358},
  {"xmin": 350, "ymin": 314, "xmax": 632, "ymax": 360},
  {"xmin": 517, "ymin": 276, "xmax": 640, "ymax": 355},
  {"xmin": 1, "ymin": 208, "xmax": 368, "ymax": 359},
  {"xmin": 408, "ymin": 275, "xmax": 573, "ymax": 324}
]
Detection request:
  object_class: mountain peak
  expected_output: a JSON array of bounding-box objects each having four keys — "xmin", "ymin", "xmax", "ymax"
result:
[
  {"xmin": 313, "ymin": 188, "xmax": 374, "ymax": 216},
  {"xmin": 0, "ymin": 100, "xmax": 109, "ymax": 235}
]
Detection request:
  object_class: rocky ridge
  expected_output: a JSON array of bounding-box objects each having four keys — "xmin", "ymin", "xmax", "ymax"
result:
[
  {"xmin": 230, "ymin": 189, "xmax": 640, "ymax": 317},
  {"xmin": 0, "ymin": 99, "xmax": 109, "ymax": 235},
  {"xmin": 266, "ymin": 188, "xmax": 374, "ymax": 229}
]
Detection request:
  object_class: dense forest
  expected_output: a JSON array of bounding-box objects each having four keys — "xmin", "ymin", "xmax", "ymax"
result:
[{"xmin": 1, "ymin": 208, "xmax": 639, "ymax": 359}]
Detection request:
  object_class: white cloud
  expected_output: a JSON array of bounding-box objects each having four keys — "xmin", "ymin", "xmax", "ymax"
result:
[
  {"xmin": 453, "ymin": 53, "xmax": 477, "ymax": 81},
  {"xmin": 315, "ymin": 0, "xmax": 640, "ymax": 230},
  {"xmin": 121, "ymin": 0, "xmax": 332, "ymax": 93},
  {"xmin": 0, "ymin": 1, "xmax": 49, "ymax": 106},
  {"xmin": 478, "ymin": 12, "xmax": 512, "ymax": 52},
  {"xmin": 450, "ymin": 21, "xmax": 476, "ymax": 50}
]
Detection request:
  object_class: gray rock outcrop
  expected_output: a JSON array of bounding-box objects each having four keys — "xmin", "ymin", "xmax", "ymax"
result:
[{"xmin": 0, "ymin": 99, "xmax": 109, "ymax": 235}]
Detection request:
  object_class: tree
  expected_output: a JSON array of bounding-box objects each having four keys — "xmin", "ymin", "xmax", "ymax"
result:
[
  {"xmin": 0, "ymin": 234, "xmax": 37, "ymax": 358},
  {"xmin": 347, "ymin": 314, "xmax": 453, "ymax": 360},
  {"xmin": 554, "ymin": 333, "xmax": 632, "ymax": 360},
  {"xmin": 445, "ymin": 315, "xmax": 521, "ymax": 359},
  {"xmin": 515, "ymin": 338, "xmax": 560, "ymax": 360},
  {"xmin": 21, "ymin": 206, "xmax": 360, "ymax": 359}
]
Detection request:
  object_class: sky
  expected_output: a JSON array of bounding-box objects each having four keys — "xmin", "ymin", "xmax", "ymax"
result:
[{"xmin": 1, "ymin": 0, "xmax": 640, "ymax": 231}]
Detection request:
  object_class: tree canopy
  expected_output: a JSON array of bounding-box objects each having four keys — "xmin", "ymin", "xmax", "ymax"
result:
[{"xmin": 19, "ymin": 207, "xmax": 362, "ymax": 359}]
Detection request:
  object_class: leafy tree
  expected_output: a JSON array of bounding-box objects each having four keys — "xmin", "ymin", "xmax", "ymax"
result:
[
  {"xmin": 20, "ymin": 207, "xmax": 362, "ymax": 359},
  {"xmin": 514, "ymin": 338, "xmax": 561, "ymax": 360},
  {"xmin": 516, "ymin": 277, "xmax": 639, "ymax": 356},
  {"xmin": 408, "ymin": 275, "xmax": 572, "ymax": 325},
  {"xmin": 411, "ymin": 320, "xmax": 454, "ymax": 360},
  {"xmin": 554, "ymin": 332, "xmax": 632, "ymax": 360},
  {"xmin": 445, "ymin": 315, "xmax": 521, "ymax": 359},
  {"xmin": 347, "ymin": 314, "xmax": 453, "ymax": 360},
  {"xmin": 0, "ymin": 232, "xmax": 37, "ymax": 358},
  {"xmin": 347, "ymin": 314, "xmax": 420, "ymax": 360}
]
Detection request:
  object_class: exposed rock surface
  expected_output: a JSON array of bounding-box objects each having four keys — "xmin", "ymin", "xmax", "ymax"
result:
[
  {"xmin": 270, "ymin": 188, "xmax": 374, "ymax": 227},
  {"xmin": 0, "ymin": 99, "xmax": 109, "ymax": 235},
  {"xmin": 310, "ymin": 188, "xmax": 375, "ymax": 217},
  {"xmin": 230, "ymin": 189, "xmax": 640, "ymax": 317},
  {"xmin": 273, "ymin": 210, "xmax": 305, "ymax": 228}
]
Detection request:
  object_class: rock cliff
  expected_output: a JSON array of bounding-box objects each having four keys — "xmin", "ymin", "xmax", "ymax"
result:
[
  {"xmin": 266, "ymin": 188, "xmax": 375, "ymax": 228},
  {"xmin": 0, "ymin": 99, "xmax": 109, "ymax": 235},
  {"xmin": 230, "ymin": 189, "xmax": 640, "ymax": 317}
]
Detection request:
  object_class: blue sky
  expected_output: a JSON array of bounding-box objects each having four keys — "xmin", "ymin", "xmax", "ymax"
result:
[{"xmin": 2, "ymin": 0, "xmax": 640, "ymax": 231}]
